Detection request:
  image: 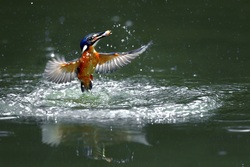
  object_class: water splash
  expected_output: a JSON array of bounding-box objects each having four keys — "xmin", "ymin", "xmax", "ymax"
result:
[
  {"xmin": 0, "ymin": 75, "xmax": 224, "ymax": 125},
  {"xmin": 101, "ymin": 23, "xmax": 139, "ymax": 51}
]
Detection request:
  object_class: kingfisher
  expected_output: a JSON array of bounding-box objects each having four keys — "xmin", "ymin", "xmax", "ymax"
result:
[{"xmin": 44, "ymin": 30, "xmax": 151, "ymax": 92}]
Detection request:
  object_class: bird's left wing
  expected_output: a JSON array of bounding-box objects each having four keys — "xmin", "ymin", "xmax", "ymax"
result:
[
  {"xmin": 44, "ymin": 57, "xmax": 80, "ymax": 83},
  {"xmin": 95, "ymin": 42, "xmax": 152, "ymax": 73}
]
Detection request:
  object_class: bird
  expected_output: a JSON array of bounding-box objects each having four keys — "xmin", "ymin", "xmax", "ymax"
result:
[{"xmin": 44, "ymin": 30, "xmax": 152, "ymax": 92}]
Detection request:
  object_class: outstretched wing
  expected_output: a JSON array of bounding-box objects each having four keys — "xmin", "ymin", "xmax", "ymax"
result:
[
  {"xmin": 95, "ymin": 42, "xmax": 152, "ymax": 73},
  {"xmin": 44, "ymin": 57, "xmax": 80, "ymax": 83}
]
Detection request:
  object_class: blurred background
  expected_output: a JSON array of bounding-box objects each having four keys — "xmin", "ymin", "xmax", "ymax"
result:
[
  {"xmin": 1, "ymin": 0, "xmax": 249, "ymax": 78},
  {"xmin": 0, "ymin": 0, "xmax": 250, "ymax": 167}
]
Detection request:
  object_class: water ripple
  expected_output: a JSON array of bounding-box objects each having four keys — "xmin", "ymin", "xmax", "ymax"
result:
[
  {"xmin": 0, "ymin": 131, "xmax": 14, "ymax": 137},
  {"xmin": 226, "ymin": 126, "xmax": 250, "ymax": 133}
]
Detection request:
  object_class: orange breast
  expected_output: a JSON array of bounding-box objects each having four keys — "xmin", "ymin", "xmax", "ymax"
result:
[{"xmin": 77, "ymin": 48, "xmax": 99, "ymax": 81}]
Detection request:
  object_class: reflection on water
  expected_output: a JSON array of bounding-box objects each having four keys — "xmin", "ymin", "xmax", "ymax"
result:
[
  {"xmin": 42, "ymin": 123, "xmax": 149, "ymax": 163},
  {"xmin": 3, "ymin": 71, "xmax": 246, "ymax": 164},
  {"xmin": 1, "ymin": 72, "xmax": 249, "ymax": 165}
]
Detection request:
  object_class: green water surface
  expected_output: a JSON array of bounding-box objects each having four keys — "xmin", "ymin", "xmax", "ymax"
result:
[{"xmin": 1, "ymin": 1, "xmax": 250, "ymax": 167}]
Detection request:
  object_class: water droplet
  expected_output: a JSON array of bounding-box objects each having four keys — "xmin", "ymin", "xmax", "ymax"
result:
[
  {"xmin": 111, "ymin": 16, "xmax": 120, "ymax": 22},
  {"xmin": 59, "ymin": 16, "xmax": 65, "ymax": 24},
  {"xmin": 170, "ymin": 66, "xmax": 177, "ymax": 71},
  {"xmin": 125, "ymin": 20, "xmax": 133, "ymax": 27},
  {"xmin": 218, "ymin": 151, "xmax": 227, "ymax": 156}
]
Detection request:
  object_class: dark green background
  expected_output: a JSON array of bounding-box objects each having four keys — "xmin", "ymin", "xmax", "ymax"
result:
[
  {"xmin": 1, "ymin": 1, "xmax": 250, "ymax": 167},
  {"xmin": 1, "ymin": 0, "xmax": 249, "ymax": 77}
]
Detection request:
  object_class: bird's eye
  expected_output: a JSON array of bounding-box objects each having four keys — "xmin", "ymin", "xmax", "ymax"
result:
[
  {"xmin": 89, "ymin": 36, "xmax": 96, "ymax": 41},
  {"xmin": 88, "ymin": 34, "xmax": 98, "ymax": 42}
]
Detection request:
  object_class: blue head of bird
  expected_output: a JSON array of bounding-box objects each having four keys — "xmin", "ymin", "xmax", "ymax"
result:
[{"xmin": 80, "ymin": 30, "xmax": 111, "ymax": 53}]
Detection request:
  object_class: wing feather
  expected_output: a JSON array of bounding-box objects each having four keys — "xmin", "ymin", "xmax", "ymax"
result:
[
  {"xmin": 95, "ymin": 41, "xmax": 152, "ymax": 73},
  {"xmin": 44, "ymin": 57, "xmax": 79, "ymax": 83}
]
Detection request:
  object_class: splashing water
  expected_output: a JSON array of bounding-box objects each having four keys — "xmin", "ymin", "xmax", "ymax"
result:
[{"xmin": 0, "ymin": 72, "xmax": 226, "ymax": 125}]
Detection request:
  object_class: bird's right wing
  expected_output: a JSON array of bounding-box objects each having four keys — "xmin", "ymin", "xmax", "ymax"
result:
[
  {"xmin": 95, "ymin": 42, "xmax": 152, "ymax": 73},
  {"xmin": 44, "ymin": 57, "xmax": 80, "ymax": 83}
]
